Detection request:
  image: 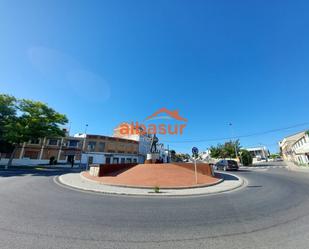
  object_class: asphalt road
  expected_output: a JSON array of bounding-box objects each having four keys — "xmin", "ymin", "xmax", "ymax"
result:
[{"xmin": 1, "ymin": 162, "xmax": 309, "ymax": 249}]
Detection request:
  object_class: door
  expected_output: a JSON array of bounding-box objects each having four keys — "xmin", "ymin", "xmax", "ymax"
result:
[
  {"xmin": 87, "ymin": 156, "xmax": 93, "ymax": 165},
  {"xmin": 67, "ymin": 155, "xmax": 74, "ymax": 163}
]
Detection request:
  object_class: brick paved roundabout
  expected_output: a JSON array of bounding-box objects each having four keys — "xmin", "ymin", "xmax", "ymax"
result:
[{"xmin": 57, "ymin": 163, "xmax": 245, "ymax": 196}]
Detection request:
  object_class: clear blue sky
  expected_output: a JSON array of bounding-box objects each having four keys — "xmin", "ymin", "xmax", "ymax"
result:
[{"xmin": 1, "ymin": 0, "xmax": 309, "ymax": 153}]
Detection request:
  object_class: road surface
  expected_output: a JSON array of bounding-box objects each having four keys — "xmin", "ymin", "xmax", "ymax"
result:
[{"xmin": 0, "ymin": 162, "xmax": 309, "ymax": 249}]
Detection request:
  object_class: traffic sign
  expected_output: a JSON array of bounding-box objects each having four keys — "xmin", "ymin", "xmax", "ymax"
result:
[{"xmin": 192, "ymin": 147, "xmax": 199, "ymax": 155}]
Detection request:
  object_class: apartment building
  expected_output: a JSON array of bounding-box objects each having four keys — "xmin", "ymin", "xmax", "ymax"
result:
[
  {"xmin": 0, "ymin": 137, "xmax": 83, "ymax": 166},
  {"xmin": 279, "ymin": 130, "xmax": 309, "ymax": 165},
  {"xmin": 77, "ymin": 134, "xmax": 139, "ymax": 165},
  {"xmin": 0, "ymin": 134, "xmax": 139, "ymax": 166},
  {"xmin": 113, "ymin": 123, "xmax": 153, "ymax": 163}
]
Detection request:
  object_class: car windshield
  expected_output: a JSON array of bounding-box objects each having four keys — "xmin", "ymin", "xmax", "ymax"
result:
[{"xmin": 228, "ymin": 160, "xmax": 237, "ymax": 165}]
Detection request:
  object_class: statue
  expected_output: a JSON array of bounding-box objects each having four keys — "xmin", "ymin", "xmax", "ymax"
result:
[{"xmin": 150, "ymin": 134, "xmax": 159, "ymax": 153}]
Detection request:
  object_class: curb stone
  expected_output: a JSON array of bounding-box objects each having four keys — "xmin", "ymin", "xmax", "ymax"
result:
[{"xmin": 56, "ymin": 172, "xmax": 246, "ymax": 197}]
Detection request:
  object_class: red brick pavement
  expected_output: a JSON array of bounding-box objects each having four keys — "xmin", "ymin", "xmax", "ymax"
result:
[{"xmin": 83, "ymin": 163, "xmax": 220, "ymax": 188}]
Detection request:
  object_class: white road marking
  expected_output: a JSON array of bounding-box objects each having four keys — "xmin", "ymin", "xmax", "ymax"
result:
[{"xmin": 241, "ymin": 165, "xmax": 287, "ymax": 170}]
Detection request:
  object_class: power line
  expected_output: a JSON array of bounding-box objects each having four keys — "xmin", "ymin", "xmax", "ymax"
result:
[{"xmin": 161, "ymin": 122, "xmax": 309, "ymax": 144}]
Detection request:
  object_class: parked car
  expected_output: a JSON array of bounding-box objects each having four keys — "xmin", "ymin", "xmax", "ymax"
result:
[{"xmin": 215, "ymin": 160, "xmax": 239, "ymax": 171}]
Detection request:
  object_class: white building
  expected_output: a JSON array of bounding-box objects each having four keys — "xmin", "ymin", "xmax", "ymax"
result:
[
  {"xmin": 279, "ymin": 130, "xmax": 309, "ymax": 165},
  {"xmin": 199, "ymin": 150, "xmax": 215, "ymax": 163},
  {"xmin": 245, "ymin": 146, "xmax": 270, "ymax": 162}
]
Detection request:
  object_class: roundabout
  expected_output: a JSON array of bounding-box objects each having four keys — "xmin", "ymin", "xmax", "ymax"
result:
[
  {"xmin": 57, "ymin": 170, "xmax": 244, "ymax": 196},
  {"xmin": 57, "ymin": 163, "xmax": 245, "ymax": 196}
]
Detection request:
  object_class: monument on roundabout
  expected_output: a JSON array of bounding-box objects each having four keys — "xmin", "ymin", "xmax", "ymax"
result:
[
  {"xmin": 145, "ymin": 133, "xmax": 161, "ymax": 164},
  {"xmin": 86, "ymin": 130, "xmax": 219, "ymax": 188}
]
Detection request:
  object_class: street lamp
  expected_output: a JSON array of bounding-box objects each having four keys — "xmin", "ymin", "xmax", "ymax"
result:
[
  {"xmin": 79, "ymin": 124, "xmax": 88, "ymax": 170},
  {"xmin": 229, "ymin": 123, "xmax": 238, "ymax": 159}
]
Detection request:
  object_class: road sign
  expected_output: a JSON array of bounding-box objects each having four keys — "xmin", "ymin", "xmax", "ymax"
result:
[
  {"xmin": 192, "ymin": 147, "xmax": 199, "ymax": 155},
  {"xmin": 192, "ymin": 147, "xmax": 199, "ymax": 184}
]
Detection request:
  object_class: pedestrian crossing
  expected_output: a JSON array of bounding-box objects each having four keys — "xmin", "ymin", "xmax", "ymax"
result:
[{"xmin": 240, "ymin": 165, "xmax": 287, "ymax": 170}]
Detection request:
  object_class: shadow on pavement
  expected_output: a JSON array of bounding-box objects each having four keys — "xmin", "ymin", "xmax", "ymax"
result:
[
  {"xmin": 0, "ymin": 167, "xmax": 83, "ymax": 178},
  {"xmin": 237, "ymin": 169, "xmax": 256, "ymax": 174},
  {"xmin": 247, "ymin": 185, "xmax": 263, "ymax": 188},
  {"xmin": 215, "ymin": 172, "xmax": 239, "ymax": 181}
]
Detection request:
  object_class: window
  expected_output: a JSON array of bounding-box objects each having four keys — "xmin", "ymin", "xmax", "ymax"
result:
[
  {"xmin": 23, "ymin": 150, "xmax": 39, "ymax": 159},
  {"xmin": 98, "ymin": 142, "xmax": 105, "ymax": 152},
  {"xmin": 48, "ymin": 139, "xmax": 58, "ymax": 146},
  {"xmin": 29, "ymin": 139, "xmax": 40, "ymax": 145},
  {"xmin": 87, "ymin": 141, "xmax": 96, "ymax": 152},
  {"xmin": 121, "ymin": 158, "xmax": 125, "ymax": 163},
  {"xmin": 68, "ymin": 140, "xmax": 79, "ymax": 147}
]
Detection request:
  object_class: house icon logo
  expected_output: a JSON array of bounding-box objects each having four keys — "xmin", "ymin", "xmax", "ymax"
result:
[{"xmin": 145, "ymin": 108, "xmax": 188, "ymax": 122}]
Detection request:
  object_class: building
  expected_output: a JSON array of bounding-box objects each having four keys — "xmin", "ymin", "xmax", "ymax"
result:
[
  {"xmin": 199, "ymin": 150, "xmax": 212, "ymax": 162},
  {"xmin": 244, "ymin": 146, "xmax": 270, "ymax": 162},
  {"xmin": 0, "ymin": 136, "xmax": 83, "ymax": 166},
  {"xmin": 0, "ymin": 122, "xmax": 169, "ymax": 166},
  {"xmin": 0, "ymin": 134, "xmax": 139, "ymax": 166},
  {"xmin": 113, "ymin": 123, "xmax": 168, "ymax": 163},
  {"xmin": 279, "ymin": 130, "xmax": 309, "ymax": 165},
  {"xmin": 75, "ymin": 134, "xmax": 139, "ymax": 165}
]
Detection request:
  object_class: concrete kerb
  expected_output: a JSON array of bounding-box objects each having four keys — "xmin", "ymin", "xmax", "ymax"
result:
[
  {"xmin": 56, "ymin": 171, "xmax": 246, "ymax": 197},
  {"xmin": 79, "ymin": 172, "xmax": 224, "ymax": 190}
]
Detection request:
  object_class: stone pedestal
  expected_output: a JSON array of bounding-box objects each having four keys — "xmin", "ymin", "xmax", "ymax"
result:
[
  {"xmin": 145, "ymin": 153, "xmax": 160, "ymax": 164},
  {"xmin": 89, "ymin": 164, "xmax": 100, "ymax": 176}
]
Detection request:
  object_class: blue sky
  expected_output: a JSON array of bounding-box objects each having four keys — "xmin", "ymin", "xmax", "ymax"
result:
[{"xmin": 1, "ymin": 0, "xmax": 309, "ymax": 153}]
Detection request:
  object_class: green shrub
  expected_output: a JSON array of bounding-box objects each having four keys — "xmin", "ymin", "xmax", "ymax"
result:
[
  {"xmin": 154, "ymin": 186, "xmax": 160, "ymax": 193},
  {"xmin": 240, "ymin": 150, "xmax": 253, "ymax": 166}
]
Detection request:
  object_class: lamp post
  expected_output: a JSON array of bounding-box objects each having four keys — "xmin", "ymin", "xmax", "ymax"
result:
[
  {"xmin": 80, "ymin": 124, "xmax": 88, "ymax": 170},
  {"xmin": 229, "ymin": 123, "xmax": 238, "ymax": 159}
]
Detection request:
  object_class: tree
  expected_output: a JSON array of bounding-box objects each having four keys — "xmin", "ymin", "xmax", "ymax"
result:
[
  {"xmin": 0, "ymin": 95, "xmax": 17, "ymax": 158},
  {"xmin": 0, "ymin": 94, "xmax": 68, "ymax": 168},
  {"xmin": 240, "ymin": 149, "xmax": 253, "ymax": 166},
  {"xmin": 269, "ymin": 153, "xmax": 280, "ymax": 159},
  {"xmin": 170, "ymin": 150, "xmax": 177, "ymax": 162},
  {"xmin": 210, "ymin": 140, "xmax": 241, "ymax": 159},
  {"xmin": 0, "ymin": 95, "xmax": 16, "ymax": 137},
  {"xmin": 223, "ymin": 140, "xmax": 240, "ymax": 158},
  {"xmin": 170, "ymin": 150, "xmax": 190, "ymax": 162}
]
